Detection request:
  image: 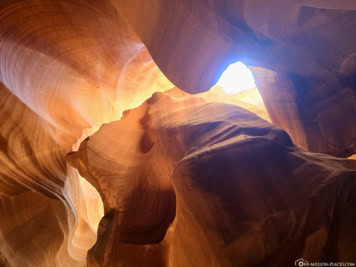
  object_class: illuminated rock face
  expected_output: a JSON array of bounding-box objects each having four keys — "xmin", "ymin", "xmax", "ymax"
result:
[
  {"xmin": 69, "ymin": 91, "xmax": 356, "ymax": 267},
  {"xmin": 0, "ymin": 1, "xmax": 173, "ymax": 266},
  {"xmin": 0, "ymin": 0, "xmax": 356, "ymax": 266},
  {"xmin": 112, "ymin": 0, "xmax": 356, "ymax": 156},
  {"xmin": 251, "ymin": 67, "xmax": 356, "ymax": 157}
]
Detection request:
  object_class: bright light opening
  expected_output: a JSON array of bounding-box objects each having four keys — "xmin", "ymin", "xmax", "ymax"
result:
[{"xmin": 216, "ymin": 61, "xmax": 256, "ymax": 94}]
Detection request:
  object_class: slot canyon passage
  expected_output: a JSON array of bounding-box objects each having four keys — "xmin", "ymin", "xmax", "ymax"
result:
[{"xmin": 1, "ymin": 1, "xmax": 356, "ymax": 267}]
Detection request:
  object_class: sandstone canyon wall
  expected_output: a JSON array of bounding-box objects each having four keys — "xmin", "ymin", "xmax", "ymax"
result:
[
  {"xmin": 69, "ymin": 91, "xmax": 356, "ymax": 267},
  {"xmin": 0, "ymin": 0, "xmax": 355, "ymax": 266}
]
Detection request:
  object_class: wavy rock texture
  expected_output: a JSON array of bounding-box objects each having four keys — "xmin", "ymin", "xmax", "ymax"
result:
[
  {"xmin": 113, "ymin": 0, "xmax": 356, "ymax": 156},
  {"xmin": 251, "ymin": 66, "xmax": 356, "ymax": 157},
  {"xmin": 69, "ymin": 91, "xmax": 356, "ymax": 267},
  {"xmin": 0, "ymin": 1, "xmax": 269, "ymax": 265},
  {"xmin": 200, "ymin": 86, "xmax": 270, "ymax": 122},
  {"xmin": 0, "ymin": 0, "xmax": 356, "ymax": 266},
  {"xmin": 0, "ymin": 0, "xmax": 173, "ymax": 266}
]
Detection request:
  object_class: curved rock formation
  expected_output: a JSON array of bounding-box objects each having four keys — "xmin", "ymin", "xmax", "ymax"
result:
[
  {"xmin": 0, "ymin": 1, "xmax": 172, "ymax": 265},
  {"xmin": 113, "ymin": 0, "xmax": 356, "ymax": 156},
  {"xmin": 69, "ymin": 91, "xmax": 356, "ymax": 266},
  {"xmin": 0, "ymin": 0, "xmax": 356, "ymax": 266}
]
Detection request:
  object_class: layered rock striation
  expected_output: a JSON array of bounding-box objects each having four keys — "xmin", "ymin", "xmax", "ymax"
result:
[
  {"xmin": 1, "ymin": 0, "xmax": 356, "ymax": 266},
  {"xmin": 69, "ymin": 91, "xmax": 356, "ymax": 266}
]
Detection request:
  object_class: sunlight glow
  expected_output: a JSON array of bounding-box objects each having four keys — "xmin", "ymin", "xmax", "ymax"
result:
[{"xmin": 216, "ymin": 62, "xmax": 256, "ymax": 94}]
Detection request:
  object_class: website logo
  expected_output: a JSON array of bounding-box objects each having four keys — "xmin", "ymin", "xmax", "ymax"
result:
[
  {"xmin": 295, "ymin": 258, "xmax": 309, "ymax": 266},
  {"xmin": 294, "ymin": 258, "xmax": 355, "ymax": 266}
]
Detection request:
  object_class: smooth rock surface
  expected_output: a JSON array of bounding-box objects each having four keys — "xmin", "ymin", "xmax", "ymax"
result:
[
  {"xmin": 69, "ymin": 91, "xmax": 356, "ymax": 267},
  {"xmin": 112, "ymin": 0, "xmax": 356, "ymax": 156},
  {"xmin": 0, "ymin": 0, "xmax": 356, "ymax": 266}
]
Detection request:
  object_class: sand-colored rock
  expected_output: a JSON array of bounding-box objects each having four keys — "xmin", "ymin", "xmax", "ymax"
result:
[
  {"xmin": 0, "ymin": 192, "xmax": 66, "ymax": 267},
  {"xmin": 0, "ymin": 0, "xmax": 174, "ymax": 265},
  {"xmin": 69, "ymin": 91, "xmax": 356, "ymax": 266},
  {"xmin": 112, "ymin": 0, "xmax": 356, "ymax": 156},
  {"xmin": 251, "ymin": 67, "xmax": 356, "ymax": 157},
  {"xmin": 0, "ymin": 0, "xmax": 355, "ymax": 266}
]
